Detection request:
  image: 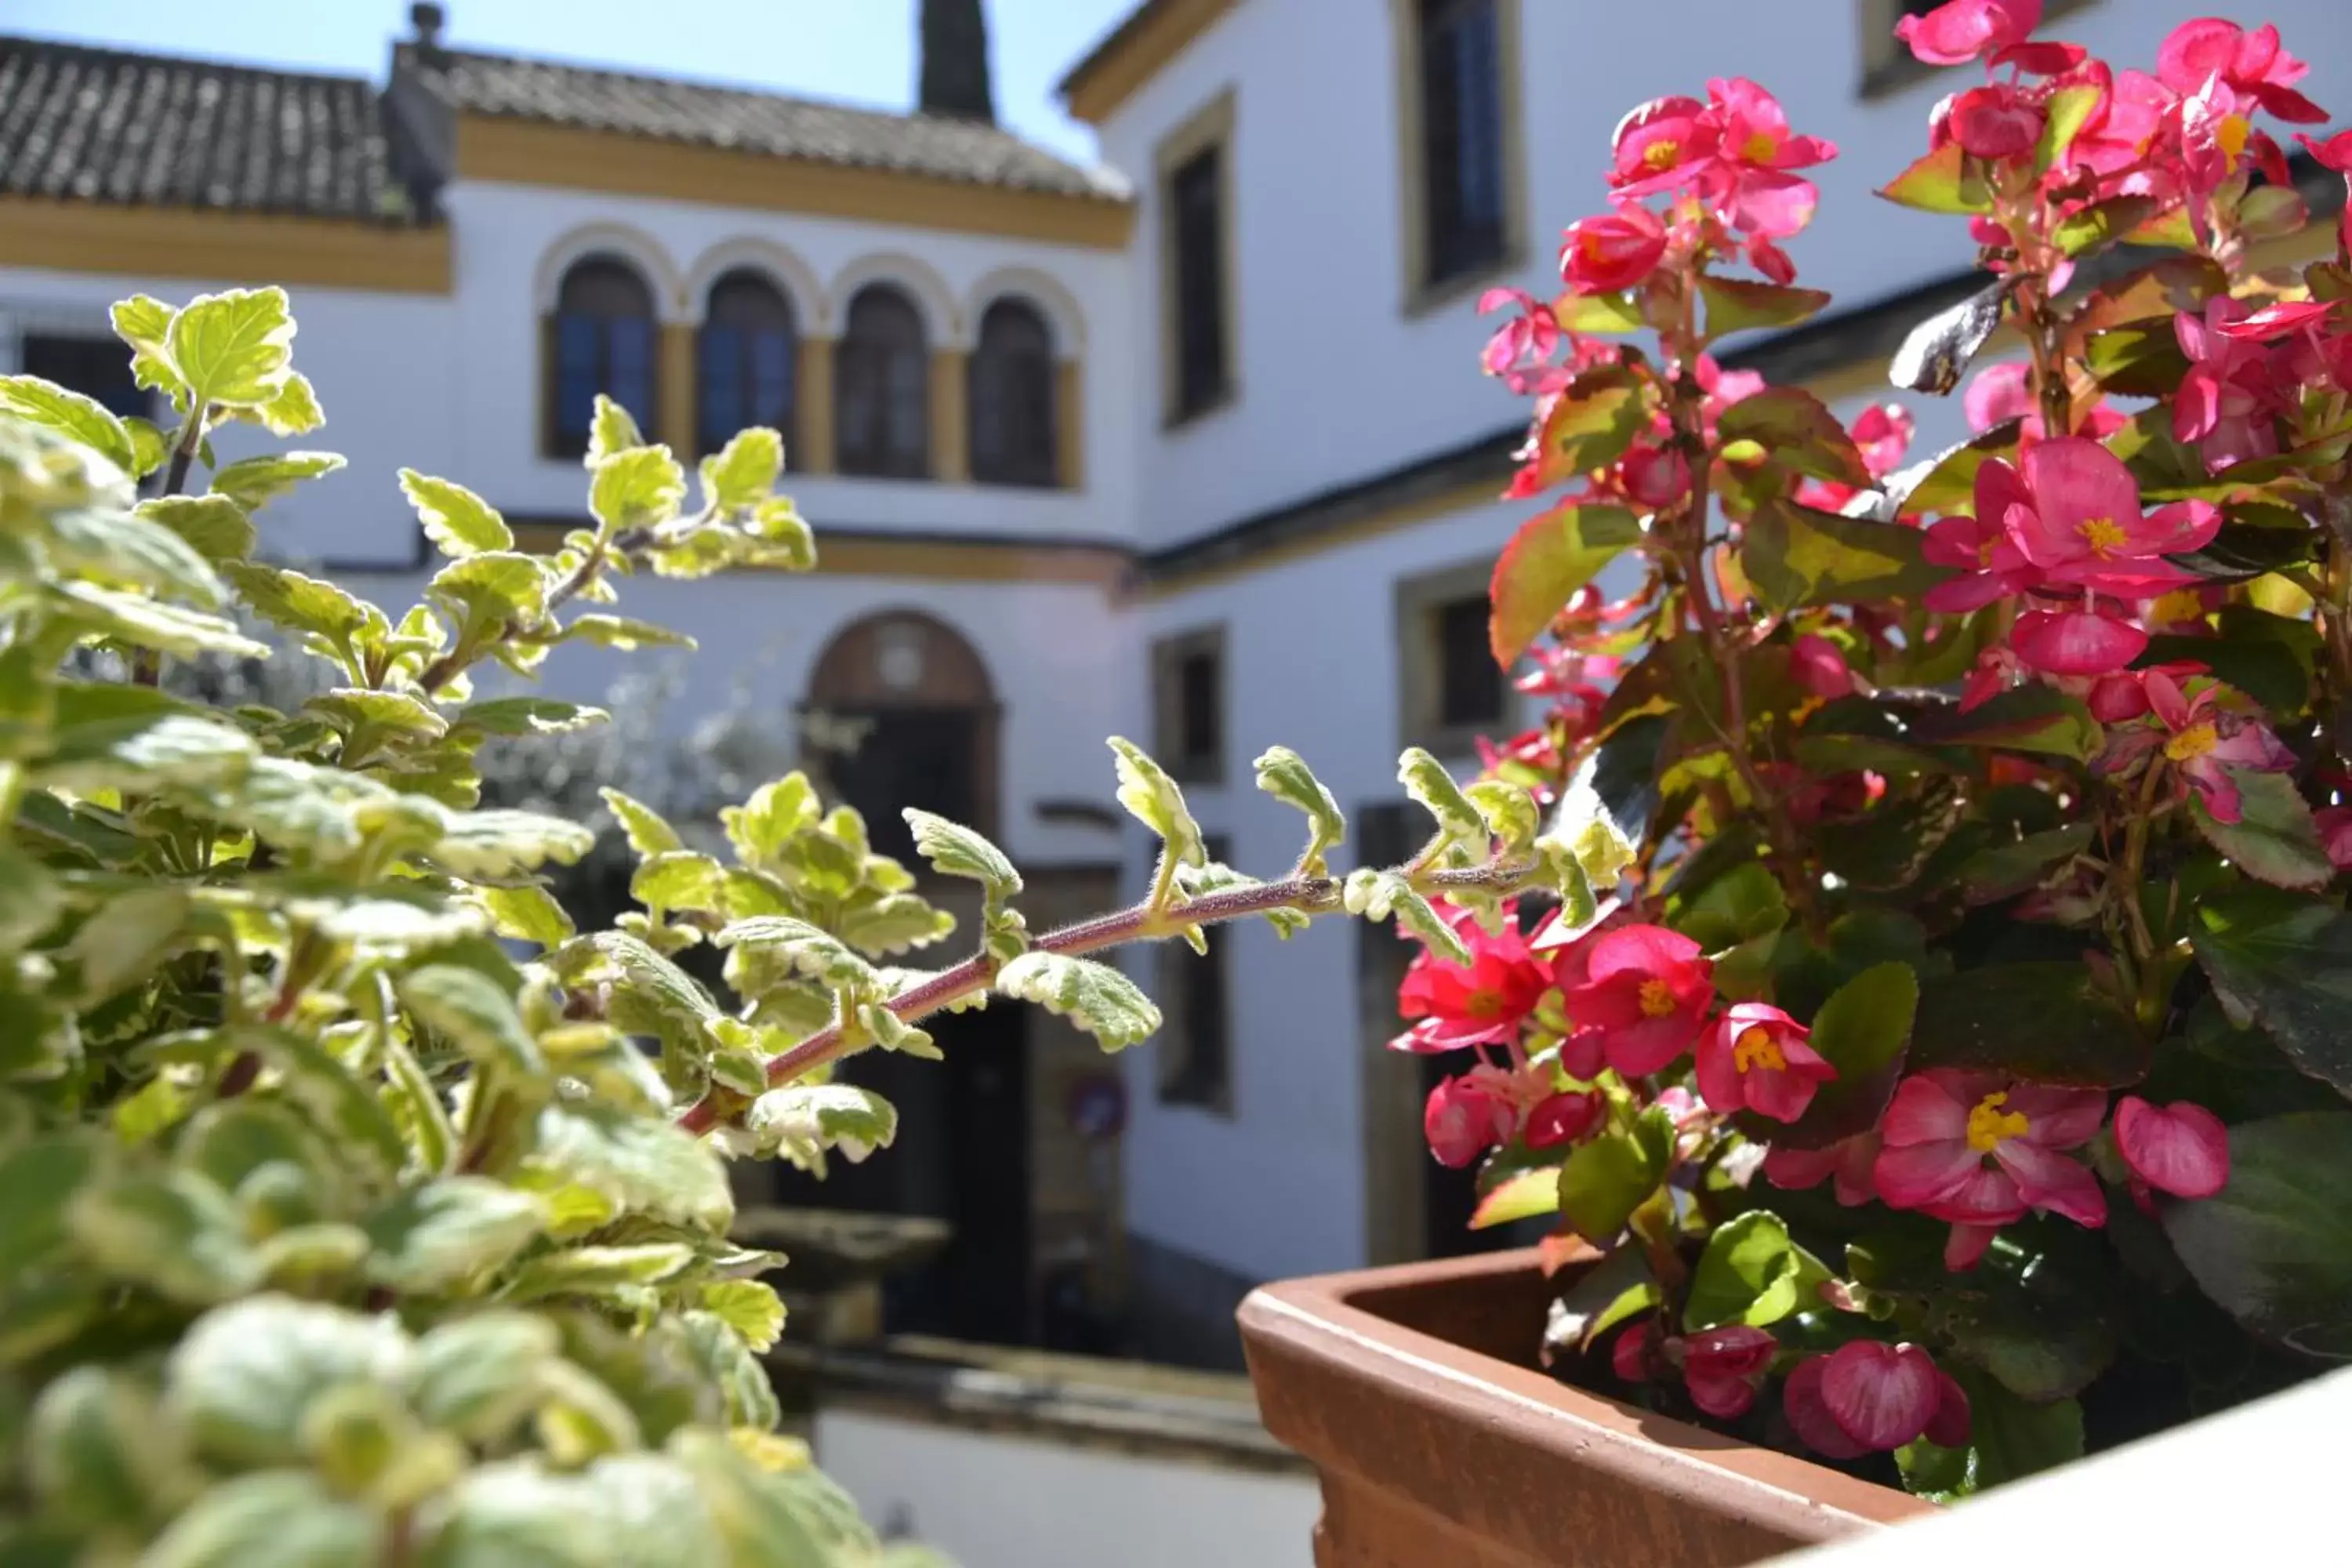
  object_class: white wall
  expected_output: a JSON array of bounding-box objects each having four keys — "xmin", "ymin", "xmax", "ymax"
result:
[
  {"xmin": 1096, "ymin": 0, "xmax": 2352, "ymax": 551},
  {"xmin": 814, "ymin": 1407, "xmax": 1319, "ymax": 1568}
]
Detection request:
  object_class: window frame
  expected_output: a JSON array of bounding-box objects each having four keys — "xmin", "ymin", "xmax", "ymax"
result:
[
  {"xmin": 1154, "ymin": 89, "xmax": 1240, "ymax": 430},
  {"xmin": 967, "ymin": 296, "xmax": 1061, "ymax": 489},
  {"xmin": 834, "ymin": 282, "xmax": 933, "ymax": 481},
  {"xmin": 1392, "ymin": 0, "xmax": 1526, "ymax": 316},
  {"xmin": 1396, "ymin": 559, "xmax": 1516, "ymax": 759},
  {"xmin": 543, "ymin": 255, "xmax": 661, "ymax": 462},
  {"xmin": 1156, "ymin": 831, "xmax": 1236, "ymax": 1115},
  {"xmin": 1151, "ymin": 624, "xmax": 1227, "ymax": 787},
  {"xmin": 695, "ymin": 268, "xmax": 798, "ymax": 463}
]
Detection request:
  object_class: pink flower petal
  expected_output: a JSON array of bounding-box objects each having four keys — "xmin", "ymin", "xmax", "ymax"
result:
[
  {"xmin": 1783, "ymin": 1356, "xmax": 1871, "ymax": 1460},
  {"xmin": 2003, "ymin": 1082, "xmax": 2111, "ymax": 1149},
  {"xmin": 1584, "ymin": 924, "xmax": 1705, "ymax": 983},
  {"xmin": 1879, "ymin": 1073, "xmax": 1972, "ymax": 1145},
  {"xmin": 1945, "ymin": 1221, "xmax": 2001, "ymax": 1271},
  {"xmin": 1924, "ymin": 1370, "xmax": 1973, "ymax": 1448},
  {"xmin": 1820, "ymin": 1341, "xmax": 1941, "ymax": 1451},
  {"xmin": 1993, "ymin": 1139, "xmax": 2109, "ymax": 1227},
  {"xmin": 2114, "ymin": 1096, "xmax": 2232, "ymax": 1199},
  {"xmin": 2012, "ymin": 608, "xmax": 2149, "ymax": 677},
  {"xmin": 1873, "ymin": 1139, "xmax": 1980, "ymax": 1210},
  {"xmin": 2020, "ymin": 437, "xmax": 2143, "ymax": 550}
]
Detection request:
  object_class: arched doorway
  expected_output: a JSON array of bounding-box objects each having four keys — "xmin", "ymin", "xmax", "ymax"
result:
[{"xmin": 795, "ymin": 611, "xmax": 1028, "ymax": 1343}]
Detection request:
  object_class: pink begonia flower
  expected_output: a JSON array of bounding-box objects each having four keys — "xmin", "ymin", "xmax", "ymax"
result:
[
  {"xmin": 1922, "ymin": 510, "xmax": 2035, "ymax": 614},
  {"xmin": 1962, "ymin": 361, "xmax": 2125, "ymax": 447},
  {"xmin": 1763, "ymin": 1131, "xmax": 1881, "ymax": 1207},
  {"xmin": 1423, "ymin": 1073, "xmax": 1515, "ymax": 1169},
  {"xmin": 1944, "ymin": 84, "xmax": 2046, "ymax": 160},
  {"xmin": 1945, "ymin": 1222, "xmax": 2004, "ymax": 1272},
  {"xmin": 2315, "ymin": 805, "xmax": 2352, "ymax": 870},
  {"xmin": 2066, "ymin": 66, "xmax": 2174, "ymax": 180},
  {"xmin": 1561, "ymin": 205, "xmax": 1669, "ymax": 296},
  {"xmin": 1894, "ymin": 0, "xmax": 2040, "ymax": 67},
  {"xmin": 1563, "ymin": 924, "xmax": 1715, "ymax": 1077},
  {"xmin": 2011, "ymin": 606, "xmax": 2149, "ymax": 677},
  {"xmin": 2156, "ymin": 17, "xmax": 2328, "ymax": 122},
  {"xmin": 1676, "ymin": 1325, "xmax": 1779, "ymax": 1419},
  {"xmin": 1394, "ymin": 908, "xmax": 1552, "ymax": 1051},
  {"xmin": 2085, "ymin": 660, "xmax": 2208, "ymax": 724},
  {"xmin": 1992, "ymin": 438, "xmax": 2219, "ymax": 596},
  {"xmin": 1851, "ymin": 403, "xmax": 1915, "ymax": 479},
  {"xmin": 1477, "ymin": 288, "xmax": 1559, "ymax": 385},
  {"xmin": 1613, "ymin": 1318, "xmax": 1666, "ymax": 1383},
  {"xmin": 1609, "ymin": 95, "xmax": 1721, "ymax": 199},
  {"xmin": 1525, "ymin": 1089, "xmax": 1604, "ymax": 1151},
  {"xmin": 1621, "ymin": 441, "xmax": 1693, "ymax": 510},
  {"xmin": 2176, "ymin": 300, "xmax": 2296, "ymax": 470},
  {"xmin": 1791, "ymin": 634, "xmax": 1858, "ymax": 701},
  {"xmin": 2176, "ymin": 73, "xmax": 2287, "ymax": 207},
  {"xmin": 1786, "ymin": 1343, "xmax": 1971, "ymax": 1459},
  {"xmin": 2212, "ymin": 298, "xmax": 2339, "ymax": 340},
  {"xmin": 1705, "ymin": 77, "xmax": 1833, "ymax": 239},
  {"xmin": 1958, "ymin": 645, "xmax": 2022, "ymax": 712},
  {"xmin": 1875, "ymin": 1069, "xmax": 2109, "ymax": 1231},
  {"xmin": 2111, "ymin": 667, "xmax": 2297, "ymax": 824},
  {"xmin": 2114, "ymin": 1096, "xmax": 2231, "ymax": 1200},
  {"xmin": 1696, "ymin": 1003, "xmax": 1837, "ymax": 1123},
  {"xmin": 2298, "ymin": 129, "xmax": 2352, "ymax": 258}
]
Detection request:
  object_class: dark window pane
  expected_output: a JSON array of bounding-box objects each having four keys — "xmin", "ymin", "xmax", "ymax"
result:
[
  {"xmin": 1436, "ymin": 594, "xmax": 1504, "ymax": 728},
  {"xmin": 837, "ymin": 285, "xmax": 930, "ymax": 479},
  {"xmin": 824, "ymin": 708, "xmax": 979, "ymax": 864},
  {"xmin": 1420, "ymin": 0, "xmax": 1505, "ymax": 284},
  {"xmin": 969, "ymin": 299, "xmax": 1057, "ymax": 487},
  {"xmin": 1177, "ymin": 649, "xmax": 1221, "ymax": 764},
  {"xmin": 699, "ymin": 271, "xmax": 797, "ymax": 458},
  {"xmin": 20, "ymin": 334, "xmax": 148, "ymax": 420},
  {"xmin": 1160, "ymin": 833, "xmax": 1232, "ymax": 1109},
  {"xmin": 1170, "ymin": 145, "xmax": 1227, "ymax": 418},
  {"xmin": 547, "ymin": 256, "xmax": 657, "ymax": 458}
]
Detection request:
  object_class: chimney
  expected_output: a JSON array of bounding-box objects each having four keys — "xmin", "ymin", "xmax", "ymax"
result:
[
  {"xmin": 410, "ymin": 3, "xmax": 448, "ymax": 64},
  {"xmin": 918, "ymin": 0, "xmax": 996, "ymax": 123}
]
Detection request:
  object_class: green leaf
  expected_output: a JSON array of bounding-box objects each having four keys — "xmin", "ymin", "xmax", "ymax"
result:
[
  {"xmin": 0, "ymin": 374, "xmax": 136, "ymax": 474},
  {"xmin": 166, "ymin": 286, "xmax": 296, "ymax": 408},
  {"xmin": 26, "ymin": 1367, "xmax": 186, "ymax": 1536},
  {"xmin": 363, "ymin": 1178, "xmax": 547, "ymax": 1294},
  {"xmin": 397, "ymin": 964, "xmax": 546, "ymax": 1080},
  {"xmin": 1878, "ymin": 143, "xmax": 1993, "ymax": 215},
  {"xmin": 717, "ymin": 774, "xmax": 818, "ymax": 869},
  {"xmin": 1254, "ymin": 746, "xmax": 1347, "ymax": 873},
  {"xmin": 50, "ymin": 580, "xmax": 270, "ymax": 660},
  {"xmin": 111, "ymin": 295, "xmax": 180, "ymax": 397},
  {"xmin": 401, "ymin": 470, "xmax": 514, "ymax": 557},
  {"xmin": 1397, "ymin": 746, "xmax": 1484, "ymax": 845},
  {"xmin": 632, "ymin": 852, "xmax": 726, "ymax": 916},
  {"xmin": 1889, "ymin": 419, "xmax": 2022, "ymax": 516},
  {"xmin": 0, "ymin": 1138, "xmax": 98, "ymax": 1273},
  {"xmin": 1524, "ymin": 365, "xmax": 1649, "ymax": 485},
  {"xmin": 745, "ymin": 1084, "xmax": 899, "ymax": 1170},
  {"xmin": 1487, "ymin": 501, "xmax": 1642, "ymax": 663},
  {"xmin": 837, "ymin": 893, "xmax": 955, "ymax": 956},
  {"xmin": 1742, "ymin": 498, "xmax": 1944, "ymax": 612},
  {"xmin": 1914, "ymin": 685, "xmax": 2101, "ymax": 760},
  {"xmin": 585, "ymin": 394, "xmax": 645, "ymax": 466},
  {"xmin": 1759, "ymin": 960, "xmax": 1918, "ymax": 1152},
  {"xmin": 1468, "ymin": 1165, "xmax": 1561, "ymax": 1230},
  {"xmin": 1717, "ymin": 389, "xmax": 1869, "ymax": 488},
  {"xmin": 143, "ymin": 1470, "xmax": 381, "ymax": 1568},
  {"xmin": 524, "ymin": 1104, "xmax": 731, "ymax": 1233},
  {"xmin": 997, "ymin": 950, "xmax": 1162, "ymax": 1051},
  {"xmin": 716, "ymin": 916, "xmax": 874, "ymax": 988},
  {"xmin": 429, "ymin": 551, "xmax": 550, "ymax": 635},
  {"xmin": 1888, "ymin": 280, "xmax": 2009, "ymax": 396},
  {"xmin": 46, "ymin": 503, "xmax": 229, "ymax": 607},
  {"xmin": 41, "ymin": 684, "xmax": 255, "ymax": 792},
  {"xmin": 223, "ymin": 562, "xmax": 387, "ymax": 675},
  {"xmin": 433, "ymin": 809, "xmax": 596, "ymax": 880},
  {"xmin": 1341, "ymin": 869, "xmax": 1472, "ymax": 964},
  {"xmin": 2163, "ymin": 1112, "xmax": 2352, "ymax": 1358},
  {"xmin": 559, "ymin": 612, "xmax": 698, "ymax": 652},
  {"xmin": 307, "ymin": 686, "xmax": 448, "ymax": 743},
  {"xmin": 902, "ymin": 807, "xmax": 1022, "ymax": 894},
  {"xmin": 2190, "ymin": 772, "xmax": 2332, "ymax": 891},
  {"xmin": 452, "ymin": 697, "xmax": 610, "ymax": 736},
  {"xmin": 1955, "ymin": 822, "xmax": 2096, "ymax": 905},
  {"xmin": 68, "ymin": 1170, "xmax": 258, "ymax": 1305},
  {"xmin": 1699, "ymin": 277, "xmax": 1831, "ymax": 337},
  {"xmin": 405, "ymin": 1312, "xmax": 561, "ymax": 1440},
  {"xmin": 1552, "ymin": 291, "xmax": 1643, "ymax": 332},
  {"xmin": 590, "ymin": 445, "xmax": 687, "ymax": 535},
  {"xmin": 208, "ymin": 451, "xmax": 345, "ymax": 511},
  {"xmin": 1685, "ymin": 1210, "xmax": 1829, "ymax": 1330},
  {"xmin": 700, "ymin": 1279, "xmax": 786, "ymax": 1354},
  {"xmin": 1670, "ymin": 858, "xmax": 1789, "ymax": 953},
  {"xmin": 1559, "ymin": 1109, "xmax": 1671, "ymax": 1243},
  {"xmin": 252, "ymin": 372, "xmax": 325, "ymax": 437},
  {"xmin": 1107, "ymin": 736, "xmax": 1205, "ymax": 869},
  {"xmin": 1909, "ymin": 964, "xmax": 2146, "ymax": 1086},
  {"xmin": 2191, "ymin": 886, "xmax": 2352, "ymax": 1098},
  {"xmin": 2085, "ymin": 320, "xmax": 2194, "ymax": 397},
  {"xmin": 136, "ymin": 495, "xmax": 256, "ymax": 563},
  {"xmin": 699, "ymin": 426, "xmax": 784, "ymax": 512},
  {"xmin": 69, "ymin": 886, "xmax": 194, "ymax": 1002},
  {"xmin": 1953, "ymin": 1367, "xmax": 2083, "ymax": 1490},
  {"xmin": 502, "ymin": 1243, "xmax": 697, "ymax": 1304},
  {"xmin": 601, "ymin": 786, "xmax": 684, "ymax": 856},
  {"xmin": 2033, "ymin": 83, "xmax": 2103, "ymax": 175}
]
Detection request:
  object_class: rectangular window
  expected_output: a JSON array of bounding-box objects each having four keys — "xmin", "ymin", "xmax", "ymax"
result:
[
  {"xmin": 1417, "ymin": 0, "xmax": 1505, "ymax": 285},
  {"xmin": 1436, "ymin": 593, "xmax": 1504, "ymax": 729},
  {"xmin": 1397, "ymin": 561, "xmax": 1512, "ymax": 755},
  {"xmin": 20, "ymin": 333, "xmax": 149, "ymax": 422},
  {"xmin": 1171, "ymin": 145, "xmax": 1228, "ymax": 419},
  {"xmin": 1152, "ymin": 626, "xmax": 1225, "ymax": 785},
  {"xmin": 1159, "ymin": 833, "xmax": 1234, "ymax": 1112}
]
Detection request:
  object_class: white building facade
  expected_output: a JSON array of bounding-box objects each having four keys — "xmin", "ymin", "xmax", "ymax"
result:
[{"xmin": 3, "ymin": 0, "xmax": 2349, "ymax": 1365}]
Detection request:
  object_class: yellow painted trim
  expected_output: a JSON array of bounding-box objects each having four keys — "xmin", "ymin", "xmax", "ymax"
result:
[
  {"xmin": 931, "ymin": 349, "xmax": 971, "ymax": 485},
  {"xmin": 659, "ymin": 323, "xmax": 697, "ymax": 458},
  {"xmin": 456, "ymin": 115, "xmax": 1134, "ymax": 251},
  {"xmin": 0, "ymin": 198, "xmax": 450, "ymax": 294},
  {"xmin": 1056, "ymin": 360, "xmax": 1086, "ymax": 492},
  {"xmin": 796, "ymin": 339, "xmax": 837, "ymax": 474},
  {"xmin": 1062, "ymin": 0, "xmax": 1239, "ymax": 127},
  {"xmin": 509, "ymin": 517, "xmax": 1130, "ymax": 590}
]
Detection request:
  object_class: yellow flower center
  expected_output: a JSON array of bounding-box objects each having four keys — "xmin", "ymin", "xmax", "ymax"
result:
[
  {"xmin": 1465, "ymin": 987, "xmax": 1501, "ymax": 1019},
  {"xmin": 2149, "ymin": 589, "xmax": 2206, "ymax": 626},
  {"xmin": 1733, "ymin": 1025, "xmax": 1786, "ymax": 1075},
  {"xmin": 1742, "ymin": 129, "xmax": 1778, "ymax": 163},
  {"xmin": 2077, "ymin": 516, "xmax": 2129, "ymax": 557},
  {"xmin": 1965, "ymin": 1091, "xmax": 2031, "ymax": 1155},
  {"xmin": 2218, "ymin": 113, "xmax": 2251, "ymax": 169},
  {"xmin": 1642, "ymin": 139, "xmax": 1682, "ymax": 171},
  {"xmin": 1638, "ymin": 978, "xmax": 1679, "ymax": 1018},
  {"xmin": 1977, "ymin": 537, "xmax": 2001, "ymax": 568},
  {"xmin": 2165, "ymin": 722, "xmax": 2220, "ymax": 763}
]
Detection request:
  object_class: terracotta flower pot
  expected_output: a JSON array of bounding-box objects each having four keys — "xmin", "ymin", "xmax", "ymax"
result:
[{"xmin": 1238, "ymin": 1248, "xmax": 1933, "ymax": 1567}]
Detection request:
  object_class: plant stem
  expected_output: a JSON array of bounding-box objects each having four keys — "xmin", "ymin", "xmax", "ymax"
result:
[
  {"xmin": 675, "ymin": 858, "xmax": 1537, "ymax": 1135},
  {"xmin": 132, "ymin": 405, "xmax": 214, "ymax": 688},
  {"xmin": 414, "ymin": 526, "xmax": 650, "ymax": 695}
]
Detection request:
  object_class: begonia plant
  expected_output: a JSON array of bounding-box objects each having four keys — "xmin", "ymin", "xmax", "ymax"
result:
[{"xmin": 1435, "ymin": 0, "xmax": 2352, "ymax": 1496}]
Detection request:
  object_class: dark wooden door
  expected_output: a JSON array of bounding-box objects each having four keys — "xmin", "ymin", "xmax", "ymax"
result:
[{"xmin": 821, "ymin": 706, "xmax": 983, "ymax": 863}]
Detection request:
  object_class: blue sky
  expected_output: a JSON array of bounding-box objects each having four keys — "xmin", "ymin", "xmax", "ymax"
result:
[{"xmin": 2, "ymin": 0, "xmax": 1137, "ymax": 163}]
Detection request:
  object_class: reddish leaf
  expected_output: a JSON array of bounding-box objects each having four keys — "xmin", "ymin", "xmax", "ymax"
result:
[{"xmin": 1490, "ymin": 503, "xmax": 1642, "ymax": 663}]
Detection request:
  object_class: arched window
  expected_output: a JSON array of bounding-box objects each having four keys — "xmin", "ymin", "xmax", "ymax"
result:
[
  {"xmin": 546, "ymin": 256, "xmax": 658, "ymax": 459},
  {"xmin": 968, "ymin": 298, "xmax": 1058, "ymax": 488},
  {"xmin": 697, "ymin": 270, "xmax": 797, "ymax": 460},
  {"xmin": 835, "ymin": 284, "xmax": 930, "ymax": 480}
]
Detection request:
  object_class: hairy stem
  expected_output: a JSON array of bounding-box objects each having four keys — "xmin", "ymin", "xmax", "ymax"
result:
[
  {"xmin": 132, "ymin": 405, "xmax": 214, "ymax": 688},
  {"xmin": 415, "ymin": 525, "xmax": 651, "ymax": 695}
]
